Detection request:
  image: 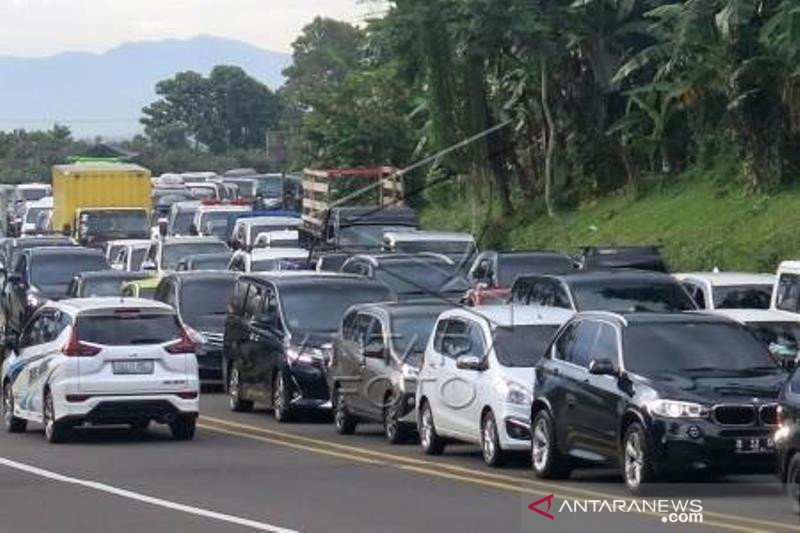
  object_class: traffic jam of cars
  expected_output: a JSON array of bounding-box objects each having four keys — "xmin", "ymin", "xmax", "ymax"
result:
[{"xmin": 3, "ymin": 163, "xmax": 800, "ymax": 519}]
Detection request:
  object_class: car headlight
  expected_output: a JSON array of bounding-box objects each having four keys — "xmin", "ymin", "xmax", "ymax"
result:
[
  {"xmin": 647, "ymin": 399, "xmax": 708, "ymax": 419},
  {"xmin": 495, "ymin": 378, "xmax": 531, "ymax": 406},
  {"xmin": 287, "ymin": 346, "xmax": 324, "ymax": 365}
]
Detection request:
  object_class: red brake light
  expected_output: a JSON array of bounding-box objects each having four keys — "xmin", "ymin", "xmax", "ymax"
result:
[
  {"xmin": 201, "ymin": 199, "xmax": 221, "ymax": 206},
  {"xmin": 62, "ymin": 328, "xmax": 101, "ymax": 357},
  {"xmin": 231, "ymin": 198, "xmax": 251, "ymax": 206},
  {"xmin": 165, "ymin": 328, "xmax": 195, "ymax": 354}
]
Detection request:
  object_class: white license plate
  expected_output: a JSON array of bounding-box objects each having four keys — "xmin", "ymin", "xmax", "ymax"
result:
[
  {"xmin": 112, "ymin": 360, "xmax": 154, "ymax": 375},
  {"xmin": 734, "ymin": 437, "xmax": 774, "ymax": 454}
]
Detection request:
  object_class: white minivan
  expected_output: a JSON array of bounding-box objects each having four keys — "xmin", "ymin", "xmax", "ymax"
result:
[
  {"xmin": 416, "ymin": 305, "xmax": 573, "ymax": 466},
  {"xmin": 2, "ymin": 298, "xmax": 199, "ymax": 443}
]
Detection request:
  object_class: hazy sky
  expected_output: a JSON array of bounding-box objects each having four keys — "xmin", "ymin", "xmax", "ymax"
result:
[{"xmin": 0, "ymin": 0, "xmax": 385, "ymax": 57}]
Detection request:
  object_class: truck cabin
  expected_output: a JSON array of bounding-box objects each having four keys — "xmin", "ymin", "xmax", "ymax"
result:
[
  {"xmin": 326, "ymin": 207, "xmax": 419, "ymax": 252},
  {"xmin": 74, "ymin": 208, "xmax": 150, "ymax": 247}
]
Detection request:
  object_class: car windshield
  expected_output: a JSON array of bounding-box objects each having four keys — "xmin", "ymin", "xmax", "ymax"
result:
[
  {"xmin": 130, "ymin": 248, "xmax": 148, "ymax": 271},
  {"xmin": 251, "ymin": 258, "xmax": 308, "ymax": 272},
  {"xmin": 497, "ymin": 255, "xmax": 573, "ymax": 286},
  {"xmin": 281, "ymin": 284, "xmax": 393, "ymax": 334},
  {"xmin": 745, "ymin": 321, "xmax": 800, "ymax": 360},
  {"xmin": 374, "ymin": 263, "xmax": 469, "ymax": 297},
  {"xmin": 179, "ymin": 278, "xmax": 236, "ymax": 332},
  {"xmin": 81, "ymin": 211, "xmax": 149, "ymax": 239},
  {"xmin": 227, "ymin": 180, "xmax": 256, "ymax": 199},
  {"xmin": 25, "ymin": 207, "xmax": 50, "ymax": 224},
  {"xmin": 492, "ymin": 325, "xmax": 560, "ymax": 367},
  {"xmin": 623, "ymin": 322, "xmax": 780, "ymax": 376},
  {"xmin": 30, "ymin": 253, "xmax": 108, "ymax": 288},
  {"xmin": 77, "ymin": 313, "xmax": 181, "ymax": 346},
  {"xmin": 572, "ymin": 280, "xmax": 696, "ymax": 312},
  {"xmin": 255, "ymin": 177, "xmax": 283, "ymax": 198},
  {"xmin": 199, "ymin": 212, "xmax": 238, "ymax": 239},
  {"xmin": 162, "ymin": 242, "xmax": 228, "ymax": 270},
  {"xmin": 713, "ymin": 285, "xmax": 772, "ymax": 309},
  {"xmin": 81, "ymin": 278, "xmax": 129, "ymax": 297},
  {"xmin": 190, "ymin": 255, "xmax": 231, "ymax": 270},
  {"xmin": 390, "ymin": 315, "xmax": 441, "ymax": 365},
  {"xmin": 172, "ymin": 211, "xmax": 196, "ymax": 235},
  {"xmin": 19, "ymin": 188, "xmax": 48, "ymax": 202},
  {"xmin": 339, "ymin": 225, "xmax": 407, "ymax": 247}
]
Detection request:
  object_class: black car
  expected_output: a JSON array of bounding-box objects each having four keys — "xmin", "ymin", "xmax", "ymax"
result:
[
  {"xmin": 3, "ymin": 247, "xmax": 109, "ymax": 334},
  {"xmin": 315, "ymin": 252, "xmax": 352, "ymax": 273},
  {"xmin": 67, "ymin": 270, "xmax": 152, "ymax": 298},
  {"xmin": 175, "ymin": 252, "xmax": 235, "ymax": 272},
  {"xmin": 0, "ymin": 236, "xmax": 77, "ymax": 273},
  {"xmin": 324, "ymin": 207, "xmax": 419, "ymax": 252},
  {"xmin": 155, "ymin": 271, "xmax": 238, "ymax": 386},
  {"xmin": 223, "ymin": 272, "xmax": 394, "ymax": 421},
  {"xmin": 530, "ymin": 312, "xmax": 788, "ymax": 492},
  {"xmin": 329, "ymin": 301, "xmax": 453, "ymax": 443},
  {"xmin": 509, "ymin": 270, "xmax": 697, "ymax": 312},
  {"xmin": 467, "ymin": 250, "xmax": 575, "ymax": 288},
  {"xmin": 342, "ymin": 254, "xmax": 470, "ymax": 302},
  {"xmin": 576, "ymin": 245, "xmax": 667, "ymax": 272},
  {"xmin": 776, "ymin": 367, "xmax": 800, "ymax": 513}
]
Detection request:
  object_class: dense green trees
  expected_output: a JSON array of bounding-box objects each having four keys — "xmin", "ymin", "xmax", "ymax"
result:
[
  {"xmin": 279, "ymin": 1, "xmax": 800, "ymax": 217},
  {"xmin": 0, "ymin": 126, "xmax": 86, "ymax": 183}
]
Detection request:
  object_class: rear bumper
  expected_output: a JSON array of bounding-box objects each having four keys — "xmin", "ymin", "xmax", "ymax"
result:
[{"xmin": 55, "ymin": 393, "xmax": 199, "ymax": 424}]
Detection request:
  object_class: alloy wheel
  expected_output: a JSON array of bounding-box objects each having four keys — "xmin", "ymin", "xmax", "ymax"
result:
[
  {"xmin": 420, "ymin": 406, "xmax": 432, "ymax": 449},
  {"xmin": 482, "ymin": 416, "xmax": 497, "ymax": 463},
  {"xmin": 532, "ymin": 417, "xmax": 550, "ymax": 472},
  {"xmin": 624, "ymin": 431, "xmax": 644, "ymax": 489},
  {"xmin": 43, "ymin": 394, "xmax": 55, "ymax": 442},
  {"xmin": 3, "ymin": 386, "xmax": 13, "ymax": 428},
  {"xmin": 229, "ymin": 368, "xmax": 241, "ymax": 409}
]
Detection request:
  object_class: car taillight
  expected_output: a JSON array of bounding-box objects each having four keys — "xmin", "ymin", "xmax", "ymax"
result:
[
  {"xmin": 62, "ymin": 328, "xmax": 101, "ymax": 357},
  {"xmin": 165, "ymin": 328, "xmax": 195, "ymax": 354}
]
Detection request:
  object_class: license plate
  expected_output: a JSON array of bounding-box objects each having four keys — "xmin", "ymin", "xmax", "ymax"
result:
[
  {"xmin": 112, "ymin": 360, "xmax": 154, "ymax": 375},
  {"xmin": 734, "ymin": 437, "xmax": 775, "ymax": 454}
]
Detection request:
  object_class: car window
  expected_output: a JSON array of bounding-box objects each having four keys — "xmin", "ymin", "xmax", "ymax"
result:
[
  {"xmin": 341, "ymin": 310, "xmax": 359, "ymax": 340},
  {"xmin": 230, "ymin": 280, "xmax": 250, "ymax": 315},
  {"xmin": 591, "ymin": 322, "xmax": 619, "ymax": 366},
  {"xmin": 439, "ymin": 319, "xmax": 485, "ymax": 360},
  {"xmin": 432, "ymin": 319, "xmax": 450, "ymax": 353},
  {"xmin": 243, "ymin": 284, "xmax": 266, "ymax": 320},
  {"xmin": 554, "ymin": 321, "xmax": 596, "ymax": 368},
  {"xmin": 714, "ymin": 284, "xmax": 772, "ymax": 310},
  {"xmin": 77, "ymin": 313, "xmax": 182, "ymax": 346},
  {"xmin": 365, "ymin": 316, "xmax": 385, "ymax": 349},
  {"xmin": 692, "ymin": 285, "xmax": 707, "ymax": 309},
  {"xmin": 775, "ymin": 273, "xmax": 800, "ymax": 312},
  {"xmin": 20, "ymin": 313, "xmax": 47, "ymax": 348}
]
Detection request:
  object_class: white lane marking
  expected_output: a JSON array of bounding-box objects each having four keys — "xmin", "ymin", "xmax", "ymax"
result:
[{"xmin": 0, "ymin": 457, "xmax": 298, "ymax": 533}]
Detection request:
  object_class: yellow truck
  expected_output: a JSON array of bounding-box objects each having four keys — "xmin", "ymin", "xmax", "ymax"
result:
[{"xmin": 52, "ymin": 162, "xmax": 152, "ymax": 246}]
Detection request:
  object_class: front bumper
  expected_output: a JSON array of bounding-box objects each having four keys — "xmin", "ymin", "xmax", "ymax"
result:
[
  {"xmin": 497, "ymin": 402, "xmax": 533, "ymax": 451},
  {"xmin": 649, "ymin": 418, "xmax": 778, "ymax": 474},
  {"xmin": 286, "ymin": 361, "xmax": 331, "ymax": 409}
]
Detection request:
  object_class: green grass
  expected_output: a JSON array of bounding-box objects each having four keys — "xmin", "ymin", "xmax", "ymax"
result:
[{"xmin": 420, "ymin": 179, "xmax": 800, "ymax": 272}]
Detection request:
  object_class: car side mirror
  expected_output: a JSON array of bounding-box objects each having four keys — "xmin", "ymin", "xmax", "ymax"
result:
[
  {"xmin": 456, "ymin": 354, "xmax": 485, "ymax": 371},
  {"xmin": 589, "ymin": 358, "xmax": 617, "ymax": 376},
  {"xmin": 363, "ymin": 342, "xmax": 385, "ymax": 359}
]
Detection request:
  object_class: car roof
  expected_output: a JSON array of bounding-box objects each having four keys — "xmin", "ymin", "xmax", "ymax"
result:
[
  {"xmin": 12, "ymin": 236, "xmax": 76, "ymax": 247},
  {"xmin": 523, "ymin": 269, "xmax": 677, "ymax": 284},
  {"xmin": 105, "ymin": 239, "xmax": 152, "ymax": 246},
  {"xmin": 384, "ymin": 231, "xmax": 474, "ymax": 243},
  {"xmin": 249, "ymin": 248, "xmax": 309, "ymax": 260},
  {"xmin": 242, "ymin": 271, "xmax": 381, "ymax": 288},
  {"xmin": 444, "ymin": 305, "xmax": 574, "ymax": 327},
  {"xmin": 54, "ymin": 297, "xmax": 173, "ymax": 314},
  {"xmin": 162, "ymin": 236, "xmax": 225, "ymax": 245},
  {"xmin": 674, "ymin": 272, "xmax": 774, "ymax": 286},
  {"xmin": 350, "ymin": 253, "xmax": 454, "ymax": 266},
  {"xmin": 172, "ymin": 201, "xmax": 202, "ymax": 210},
  {"xmin": 196, "ymin": 205, "xmax": 252, "ymax": 213},
  {"xmin": 578, "ymin": 311, "xmax": 732, "ymax": 327},
  {"xmin": 75, "ymin": 271, "xmax": 151, "ymax": 281},
  {"xmin": 183, "ymin": 252, "xmax": 233, "ymax": 261},
  {"xmin": 237, "ymin": 216, "xmax": 302, "ymax": 226},
  {"xmin": 352, "ymin": 301, "xmax": 457, "ymax": 319},
  {"xmin": 27, "ymin": 246, "xmax": 104, "ymax": 257},
  {"xmin": 703, "ymin": 308, "xmax": 800, "ymax": 323},
  {"xmin": 165, "ymin": 271, "xmax": 239, "ymax": 283}
]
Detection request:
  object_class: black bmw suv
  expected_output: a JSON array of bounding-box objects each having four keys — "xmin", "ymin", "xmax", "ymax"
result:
[
  {"xmin": 223, "ymin": 272, "xmax": 394, "ymax": 422},
  {"xmin": 776, "ymin": 367, "xmax": 800, "ymax": 513},
  {"xmin": 531, "ymin": 312, "xmax": 788, "ymax": 492}
]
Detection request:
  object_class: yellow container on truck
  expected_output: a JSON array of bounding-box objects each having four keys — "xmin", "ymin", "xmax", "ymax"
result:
[{"xmin": 52, "ymin": 162, "xmax": 152, "ymax": 240}]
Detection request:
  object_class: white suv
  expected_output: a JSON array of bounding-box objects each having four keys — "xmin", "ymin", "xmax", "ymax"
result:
[
  {"xmin": 416, "ymin": 305, "xmax": 573, "ymax": 466},
  {"xmin": 1, "ymin": 298, "xmax": 199, "ymax": 443}
]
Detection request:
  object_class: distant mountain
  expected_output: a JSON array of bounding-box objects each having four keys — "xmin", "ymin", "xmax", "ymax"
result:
[{"xmin": 0, "ymin": 35, "xmax": 291, "ymax": 139}]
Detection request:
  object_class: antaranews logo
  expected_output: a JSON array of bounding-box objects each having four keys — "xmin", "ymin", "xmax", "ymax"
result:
[{"xmin": 528, "ymin": 494, "xmax": 704, "ymax": 524}]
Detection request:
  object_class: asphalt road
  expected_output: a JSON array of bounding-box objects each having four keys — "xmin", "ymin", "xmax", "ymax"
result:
[{"xmin": 1, "ymin": 394, "xmax": 799, "ymax": 533}]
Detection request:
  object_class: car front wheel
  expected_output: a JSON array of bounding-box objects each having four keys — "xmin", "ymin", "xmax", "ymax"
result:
[
  {"xmin": 786, "ymin": 452, "xmax": 800, "ymax": 514},
  {"xmin": 481, "ymin": 411, "xmax": 507, "ymax": 467},
  {"xmin": 622, "ymin": 422, "xmax": 656, "ymax": 493},
  {"xmin": 419, "ymin": 401, "xmax": 445, "ymax": 455},
  {"xmin": 228, "ymin": 365, "xmax": 253, "ymax": 413},
  {"xmin": 333, "ymin": 387, "xmax": 357, "ymax": 435},
  {"xmin": 272, "ymin": 371, "xmax": 292, "ymax": 422},
  {"xmin": 531, "ymin": 409, "xmax": 571, "ymax": 479},
  {"xmin": 3, "ymin": 384, "xmax": 26, "ymax": 433},
  {"xmin": 43, "ymin": 390, "xmax": 68, "ymax": 444}
]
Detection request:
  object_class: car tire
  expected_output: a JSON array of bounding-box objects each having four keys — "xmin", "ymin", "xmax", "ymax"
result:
[
  {"xmin": 333, "ymin": 387, "xmax": 357, "ymax": 435},
  {"xmin": 622, "ymin": 421, "xmax": 656, "ymax": 493},
  {"xmin": 419, "ymin": 401, "xmax": 445, "ymax": 455},
  {"xmin": 383, "ymin": 392, "xmax": 409, "ymax": 444},
  {"xmin": 481, "ymin": 410, "xmax": 507, "ymax": 467},
  {"xmin": 531, "ymin": 409, "xmax": 571, "ymax": 479},
  {"xmin": 3, "ymin": 383, "xmax": 26, "ymax": 433},
  {"xmin": 43, "ymin": 390, "xmax": 68, "ymax": 444},
  {"xmin": 786, "ymin": 452, "xmax": 800, "ymax": 514},
  {"xmin": 170, "ymin": 416, "xmax": 196, "ymax": 441},
  {"xmin": 228, "ymin": 365, "xmax": 253, "ymax": 413},
  {"xmin": 272, "ymin": 371, "xmax": 292, "ymax": 423}
]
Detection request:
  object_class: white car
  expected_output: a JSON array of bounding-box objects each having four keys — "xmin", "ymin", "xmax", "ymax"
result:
[
  {"xmin": 704, "ymin": 307, "xmax": 800, "ymax": 362},
  {"xmin": 191, "ymin": 204, "xmax": 252, "ymax": 240},
  {"xmin": 228, "ymin": 247, "xmax": 310, "ymax": 273},
  {"xmin": 106, "ymin": 239, "xmax": 152, "ymax": 271},
  {"xmin": 230, "ymin": 215, "xmax": 302, "ymax": 250},
  {"xmin": 382, "ymin": 230, "xmax": 477, "ymax": 266},
  {"xmin": 20, "ymin": 197, "xmax": 53, "ymax": 235},
  {"xmin": 1, "ymin": 298, "xmax": 199, "ymax": 443},
  {"xmin": 675, "ymin": 271, "xmax": 774, "ymax": 310},
  {"xmin": 415, "ymin": 305, "xmax": 573, "ymax": 466},
  {"xmin": 254, "ymin": 230, "xmax": 300, "ymax": 249}
]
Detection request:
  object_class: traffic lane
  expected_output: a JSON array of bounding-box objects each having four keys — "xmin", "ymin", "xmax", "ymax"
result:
[
  {"xmin": 199, "ymin": 394, "xmax": 800, "ymax": 531},
  {"xmin": 0, "ymin": 420, "xmax": 524, "ymax": 533},
  {"xmin": 0, "ymin": 466, "xmax": 262, "ymax": 533}
]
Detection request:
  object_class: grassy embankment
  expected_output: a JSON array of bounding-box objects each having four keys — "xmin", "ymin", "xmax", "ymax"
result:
[{"xmin": 421, "ymin": 178, "xmax": 800, "ymax": 272}]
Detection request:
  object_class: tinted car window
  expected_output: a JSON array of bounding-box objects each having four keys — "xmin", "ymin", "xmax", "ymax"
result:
[
  {"xmin": 178, "ymin": 278, "xmax": 236, "ymax": 332},
  {"xmin": 280, "ymin": 283, "xmax": 393, "ymax": 334},
  {"xmin": 592, "ymin": 322, "xmax": 619, "ymax": 364},
  {"xmin": 390, "ymin": 315, "xmax": 439, "ymax": 365},
  {"xmin": 162, "ymin": 242, "xmax": 228, "ymax": 270},
  {"xmin": 374, "ymin": 263, "xmax": 469, "ymax": 297},
  {"xmin": 493, "ymin": 325, "xmax": 559, "ymax": 367},
  {"xmin": 172, "ymin": 211, "xmax": 196, "ymax": 235},
  {"xmin": 497, "ymin": 255, "xmax": 573, "ymax": 287},
  {"xmin": 81, "ymin": 278, "xmax": 129, "ymax": 297},
  {"xmin": 77, "ymin": 313, "xmax": 182, "ymax": 345},
  {"xmin": 30, "ymin": 253, "xmax": 108, "ymax": 288},
  {"xmin": 775, "ymin": 273, "xmax": 800, "ymax": 312},
  {"xmin": 713, "ymin": 285, "xmax": 772, "ymax": 309},
  {"xmin": 623, "ymin": 322, "xmax": 779, "ymax": 376},
  {"xmin": 571, "ymin": 279, "xmax": 696, "ymax": 312},
  {"xmin": 745, "ymin": 321, "xmax": 800, "ymax": 360}
]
